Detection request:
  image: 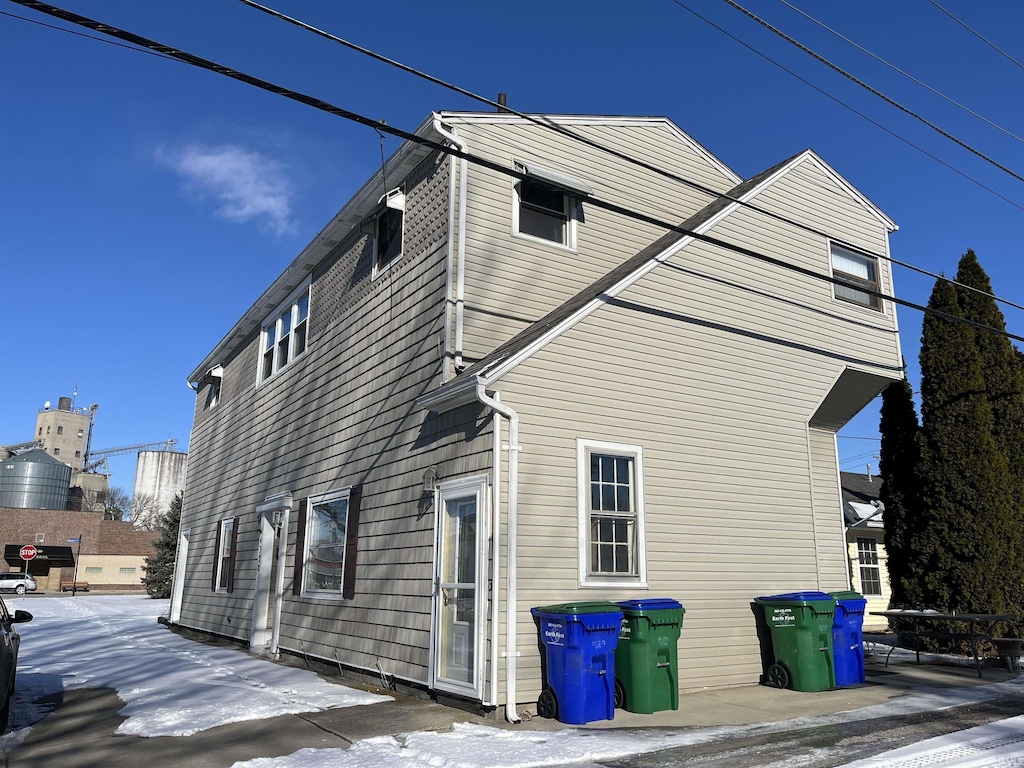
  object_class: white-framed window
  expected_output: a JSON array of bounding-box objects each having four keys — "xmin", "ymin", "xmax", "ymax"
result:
[
  {"xmin": 856, "ymin": 537, "xmax": 883, "ymax": 596},
  {"xmin": 372, "ymin": 188, "xmax": 405, "ymax": 277},
  {"xmin": 577, "ymin": 439, "xmax": 646, "ymax": 587},
  {"xmin": 215, "ymin": 517, "xmax": 236, "ymax": 593},
  {"xmin": 119, "ymin": 567, "xmax": 137, "ymax": 575},
  {"xmin": 259, "ymin": 282, "xmax": 310, "ymax": 383},
  {"xmin": 831, "ymin": 242, "xmax": 881, "ymax": 310},
  {"xmin": 512, "ymin": 162, "xmax": 590, "ymax": 250},
  {"xmin": 302, "ymin": 488, "xmax": 351, "ymax": 597},
  {"xmin": 85, "ymin": 566, "xmax": 103, "ymax": 574}
]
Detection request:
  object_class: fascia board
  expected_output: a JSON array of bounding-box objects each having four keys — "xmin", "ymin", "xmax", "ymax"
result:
[
  {"xmin": 188, "ymin": 115, "xmax": 441, "ymax": 384},
  {"xmin": 438, "ymin": 112, "xmax": 741, "ymax": 185},
  {"xmin": 477, "ymin": 197, "xmax": 749, "ymax": 387}
]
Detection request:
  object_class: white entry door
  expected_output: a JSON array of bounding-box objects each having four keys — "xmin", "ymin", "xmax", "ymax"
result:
[{"xmin": 432, "ymin": 476, "xmax": 487, "ymax": 698}]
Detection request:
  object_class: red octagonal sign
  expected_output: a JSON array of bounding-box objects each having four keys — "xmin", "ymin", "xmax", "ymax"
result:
[{"xmin": 19, "ymin": 545, "xmax": 37, "ymax": 561}]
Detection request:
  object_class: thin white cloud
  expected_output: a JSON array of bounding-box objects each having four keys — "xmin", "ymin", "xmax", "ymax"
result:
[{"xmin": 158, "ymin": 143, "xmax": 295, "ymax": 235}]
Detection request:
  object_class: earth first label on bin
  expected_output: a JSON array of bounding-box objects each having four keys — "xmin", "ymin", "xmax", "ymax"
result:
[
  {"xmin": 542, "ymin": 619, "xmax": 567, "ymax": 646},
  {"xmin": 767, "ymin": 607, "xmax": 798, "ymax": 627}
]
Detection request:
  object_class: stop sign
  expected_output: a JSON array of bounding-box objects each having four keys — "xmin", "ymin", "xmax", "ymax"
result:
[{"xmin": 19, "ymin": 545, "xmax": 37, "ymax": 561}]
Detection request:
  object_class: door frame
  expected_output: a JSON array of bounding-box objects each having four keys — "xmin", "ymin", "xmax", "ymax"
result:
[
  {"xmin": 251, "ymin": 493, "xmax": 292, "ymax": 653},
  {"xmin": 168, "ymin": 527, "xmax": 189, "ymax": 624},
  {"xmin": 429, "ymin": 474, "xmax": 489, "ymax": 699}
]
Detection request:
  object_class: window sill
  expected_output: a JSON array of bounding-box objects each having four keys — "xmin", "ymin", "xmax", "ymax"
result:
[
  {"xmin": 300, "ymin": 592, "xmax": 349, "ymax": 601},
  {"xmin": 579, "ymin": 580, "xmax": 648, "ymax": 589},
  {"xmin": 512, "ymin": 230, "xmax": 577, "ymax": 253}
]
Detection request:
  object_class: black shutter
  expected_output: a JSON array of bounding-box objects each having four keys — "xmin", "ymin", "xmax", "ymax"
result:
[
  {"xmin": 342, "ymin": 486, "xmax": 362, "ymax": 600},
  {"xmin": 226, "ymin": 517, "xmax": 239, "ymax": 593},
  {"xmin": 292, "ymin": 499, "xmax": 307, "ymax": 596}
]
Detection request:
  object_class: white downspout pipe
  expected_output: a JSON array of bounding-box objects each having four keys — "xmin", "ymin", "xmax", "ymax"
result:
[
  {"xmin": 489, "ymin": 397, "xmax": 502, "ymax": 708},
  {"xmin": 270, "ymin": 503, "xmax": 290, "ymax": 658},
  {"xmin": 476, "ymin": 384, "xmax": 521, "ymax": 724},
  {"xmin": 432, "ymin": 114, "xmax": 469, "ymax": 372}
]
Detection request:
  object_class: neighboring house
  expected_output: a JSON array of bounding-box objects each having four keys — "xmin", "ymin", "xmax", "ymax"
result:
[
  {"xmin": 840, "ymin": 471, "xmax": 891, "ymax": 628},
  {"xmin": 172, "ymin": 112, "xmax": 903, "ymax": 720}
]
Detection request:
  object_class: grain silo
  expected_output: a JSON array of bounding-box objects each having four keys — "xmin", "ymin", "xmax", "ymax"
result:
[
  {"xmin": 132, "ymin": 450, "xmax": 187, "ymax": 528},
  {"xmin": 0, "ymin": 449, "xmax": 72, "ymax": 510}
]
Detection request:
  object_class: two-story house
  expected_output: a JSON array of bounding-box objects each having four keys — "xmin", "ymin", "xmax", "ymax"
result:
[{"xmin": 171, "ymin": 111, "xmax": 903, "ymax": 721}]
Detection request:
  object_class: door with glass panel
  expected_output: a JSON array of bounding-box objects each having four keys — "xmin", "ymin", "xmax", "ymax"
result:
[{"xmin": 433, "ymin": 478, "xmax": 485, "ymax": 697}]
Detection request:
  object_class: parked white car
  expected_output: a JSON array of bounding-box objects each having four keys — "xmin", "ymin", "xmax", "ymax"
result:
[{"xmin": 0, "ymin": 573, "xmax": 37, "ymax": 595}]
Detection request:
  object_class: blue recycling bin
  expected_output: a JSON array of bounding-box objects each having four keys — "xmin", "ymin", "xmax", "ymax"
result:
[
  {"xmin": 829, "ymin": 590, "xmax": 867, "ymax": 686},
  {"xmin": 531, "ymin": 602, "xmax": 623, "ymax": 724}
]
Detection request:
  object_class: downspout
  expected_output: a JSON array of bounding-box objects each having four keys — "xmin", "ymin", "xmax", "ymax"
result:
[
  {"xmin": 489, "ymin": 396, "xmax": 502, "ymax": 708},
  {"xmin": 475, "ymin": 384, "xmax": 521, "ymax": 724},
  {"xmin": 432, "ymin": 113, "xmax": 469, "ymax": 373},
  {"xmin": 270, "ymin": 503, "xmax": 290, "ymax": 658}
]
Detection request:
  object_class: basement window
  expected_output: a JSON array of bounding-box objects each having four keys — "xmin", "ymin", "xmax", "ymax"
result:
[{"xmin": 831, "ymin": 243, "xmax": 881, "ymax": 310}]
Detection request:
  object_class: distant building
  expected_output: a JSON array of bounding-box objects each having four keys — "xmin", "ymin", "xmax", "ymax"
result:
[
  {"xmin": 34, "ymin": 397, "xmax": 92, "ymax": 469},
  {"xmin": 133, "ymin": 451, "xmax": 187, "ymax": 528},
  {"xmin": 840, "ymin": 471, "xmax": 890, "ymax": 629}
]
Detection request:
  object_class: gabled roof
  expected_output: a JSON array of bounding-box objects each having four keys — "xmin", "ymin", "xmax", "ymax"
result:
[{"xmin": 419, "ymin": 148, "xmax": 883, "ymax": 413}]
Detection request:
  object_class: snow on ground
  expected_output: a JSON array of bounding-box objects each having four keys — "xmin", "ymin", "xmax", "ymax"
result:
[
  {"xmin": 5, "ymin": 594, "xmax": 388, "ymax": 742},
  {"xmin": 3, "ymin": 595, "xmax": 1023, "ymax": 768}
]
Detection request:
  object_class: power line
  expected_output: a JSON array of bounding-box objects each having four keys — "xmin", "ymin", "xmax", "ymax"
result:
[
  {"xmin": 239, "ymin": 0, "xmax": 1024, "ymax": 316},
  {"xmin": 775, "ymin": 0, "xmax": 1024, "ymax": 145},
  {"xmin": 13, "ymin": 1, "xmax": 1024, "ymax": 349},
  {"xmin": 928, "ymin": 0, "xmax": 1024, "ymax": 73},
  {"xmin": 722, "ymin": 0, "xmax": 1024, "ymax": 185},
  {"xmin": 8, "ymin": 2, "xmax": 1021, "ymax": 318}
]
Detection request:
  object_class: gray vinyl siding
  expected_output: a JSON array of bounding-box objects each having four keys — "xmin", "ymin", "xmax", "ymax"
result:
[
  {"xmin": 448, "ymin": 120, "xmax": 737, "ymax": 367},
  {"xmin": 487, "ymin": 156, "xmax": 900, "ymax": 702},
  {"xmin": 178, "ymin": 150, "xmax": 494, "ymax": 683}
]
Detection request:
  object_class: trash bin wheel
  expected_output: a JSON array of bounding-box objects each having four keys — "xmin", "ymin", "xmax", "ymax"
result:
[
  {"xmin": 765, "ymin": 663, "xmax": 789, "ymax": 689},
  {"xmin": 537, "ymin": 687, "xmax": 558, "ymax": 719},
  {"xmin": 613, "ymin": 678, "xmax": 625, "ymax": 709}
]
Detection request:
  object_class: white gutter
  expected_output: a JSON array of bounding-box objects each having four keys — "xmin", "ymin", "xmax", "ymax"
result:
[
  {"xmin": 489, "ymin": 395, "xmax": 503, "ymax": 708},
  {"xmin": 432, "ymin": 113, "xmax": 469, "ymax": 373},
  {"xmin": 270, "ymin": 502, "xmax": 290, "ymax": 658},
  {"xmin": 475, "ymin": 384, "xmax": 521, "ymax": 724}
]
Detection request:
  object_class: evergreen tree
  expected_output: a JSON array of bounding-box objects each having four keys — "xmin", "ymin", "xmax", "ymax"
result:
[
  {"xmin": 917, "ymin": 278, "xmax": 1016, "ymax": 614},
  {"xmin": 878, "ymin": 376, "xmax": 923, "ymax": 606},
  {"xmin": 142, "ymin": 492, "xmax": 182, "ymax": 599}
]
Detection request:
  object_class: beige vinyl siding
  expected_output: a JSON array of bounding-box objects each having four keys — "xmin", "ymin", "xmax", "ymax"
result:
[
  {"xmin": 807, "ymin": 427, "xmax": 850, "ymax": 590},
  {"xmin": 178, "ymin": 150, "xmax": 494, "ymax": 683},
  {"xmin": 449, "ymin": 120, "xmax": 736, "ymax": 367},
  {"xmin": 486, "ymin": 156, "xmax": 900, "ymax": 703},
  {"xmin": 848, "ymin": 531, "xmax": 891, "ymax": 628}
]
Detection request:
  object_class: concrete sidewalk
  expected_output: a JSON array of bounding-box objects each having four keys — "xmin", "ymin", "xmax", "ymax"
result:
[{"xmin": 8, "ymin": 650, "xmax": 1021, "ymax": 768}]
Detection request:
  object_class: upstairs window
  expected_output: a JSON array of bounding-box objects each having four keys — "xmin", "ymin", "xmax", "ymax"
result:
[
  {"xmin": 513, "ymin": 162, "xmax": 591, "ymax": 250},
  {"xmin": 831, "ymin": 243, "xmax": 881, "ymax": 310},
  {"xmin": 373, "ymin": 188, "xmax": 405, "ymax": 276},
  {"xmin": 260, "ymin": 283, "xmax": 310, "ymax": 383},
  {"xmin": 57, "ymin": 426, "xmax": 63, "ymax": 435}
]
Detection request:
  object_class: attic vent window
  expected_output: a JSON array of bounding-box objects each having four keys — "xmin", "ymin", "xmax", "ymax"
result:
[{"xmin": 831, "ymin": 243, "xmax": 881, "ymax": 310}]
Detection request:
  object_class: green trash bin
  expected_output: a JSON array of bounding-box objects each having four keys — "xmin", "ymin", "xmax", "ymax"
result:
[
  {"xmin": 614, "ymin": 598, "xmax": 685, "ymax": 713},
  {"xmin": 755, "ymin": 591, "xmax": 835, "ymax": 692}
]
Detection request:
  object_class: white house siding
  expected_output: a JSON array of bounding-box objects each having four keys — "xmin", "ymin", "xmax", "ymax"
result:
[
  {"xmin": 446, "ymin": 118, "xmax": 738, "ymax": 368},
  {"xmin": 179, "ymin": 150, "xmax": 496, "ymax": 685},
  {"xmin": 485, "ymin": 158, "xmax": 900, "ymax": 704},
  {"xmin": 847, "ymin": 530, "xmax": 891, "ymax": 629}
]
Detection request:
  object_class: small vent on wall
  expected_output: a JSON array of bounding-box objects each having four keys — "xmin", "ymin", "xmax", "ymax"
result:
[{"xmin": 35, "ymin": 533, "xmax": 44, "ymax": 543}]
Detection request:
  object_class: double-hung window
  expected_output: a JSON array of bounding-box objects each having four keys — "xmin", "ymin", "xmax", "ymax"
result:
[
  {"xmin": 260, "ymin": 283, "xmax": 310, "ymax": 382},
  {"xmin": 578, "ymin": 439, "xmax": 646, "ymax": 586},
  {"xmin": 214, "ymin": 517, "xmax": 237, "ymax": 593},
  {"xmin": 303, "ymin": 489, "xmax": 351, "ymax": 595},
  {"xmin": 513, "ymin": 162, "xmax": 591, "ymax": 249},
  {"xmin": 856, "ymin": 537, "xmax": 883, "ymax": 596},
  {"xmin": 831, "ymin": 243, "xmax": 881, "ymax": 310}
]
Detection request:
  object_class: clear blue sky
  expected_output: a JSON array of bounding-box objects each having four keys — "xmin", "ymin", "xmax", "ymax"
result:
[{"xmin": 2, "ymin": 0, "xmax": 1021, "ymax": 488}]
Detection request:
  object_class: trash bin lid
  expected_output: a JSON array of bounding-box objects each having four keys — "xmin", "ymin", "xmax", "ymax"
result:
[
  {"xmin": 617, "ymin": 598, "xmax": 683, "ymax": 612},
  {"xmin": 532, "ymin": 601, "xmax": 622, "ymax": 616},
  {"xmin": 828, "ymin": 590, "xmax": 866, "ymax": 602},
  {"xmin": 755, "ymin": 591, "xmax": 835, "ymax": 605}
]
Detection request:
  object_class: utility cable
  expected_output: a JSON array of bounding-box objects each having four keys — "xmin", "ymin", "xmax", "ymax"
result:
[
  {"xmin": 239, "ymin": 0, "xmax": 1024, "ymax": 315},
  {"xmin": 7, "ymin": 1, "xmax": 1019, "ymax": 316},
  {"xmin": 722, "ymin": 0, "xmax": 1024, "ymax": 185},
  {"xmin": 12, "ymin": 0, "xmax": 1024, "ymax": 347},
  {"xmin": 775, "ymin": 0, "xmax": 1024, "ymax": 145},
  {"xmin": 928, "ymin": 0, "xmax": 1024, "ymax": 74}
]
